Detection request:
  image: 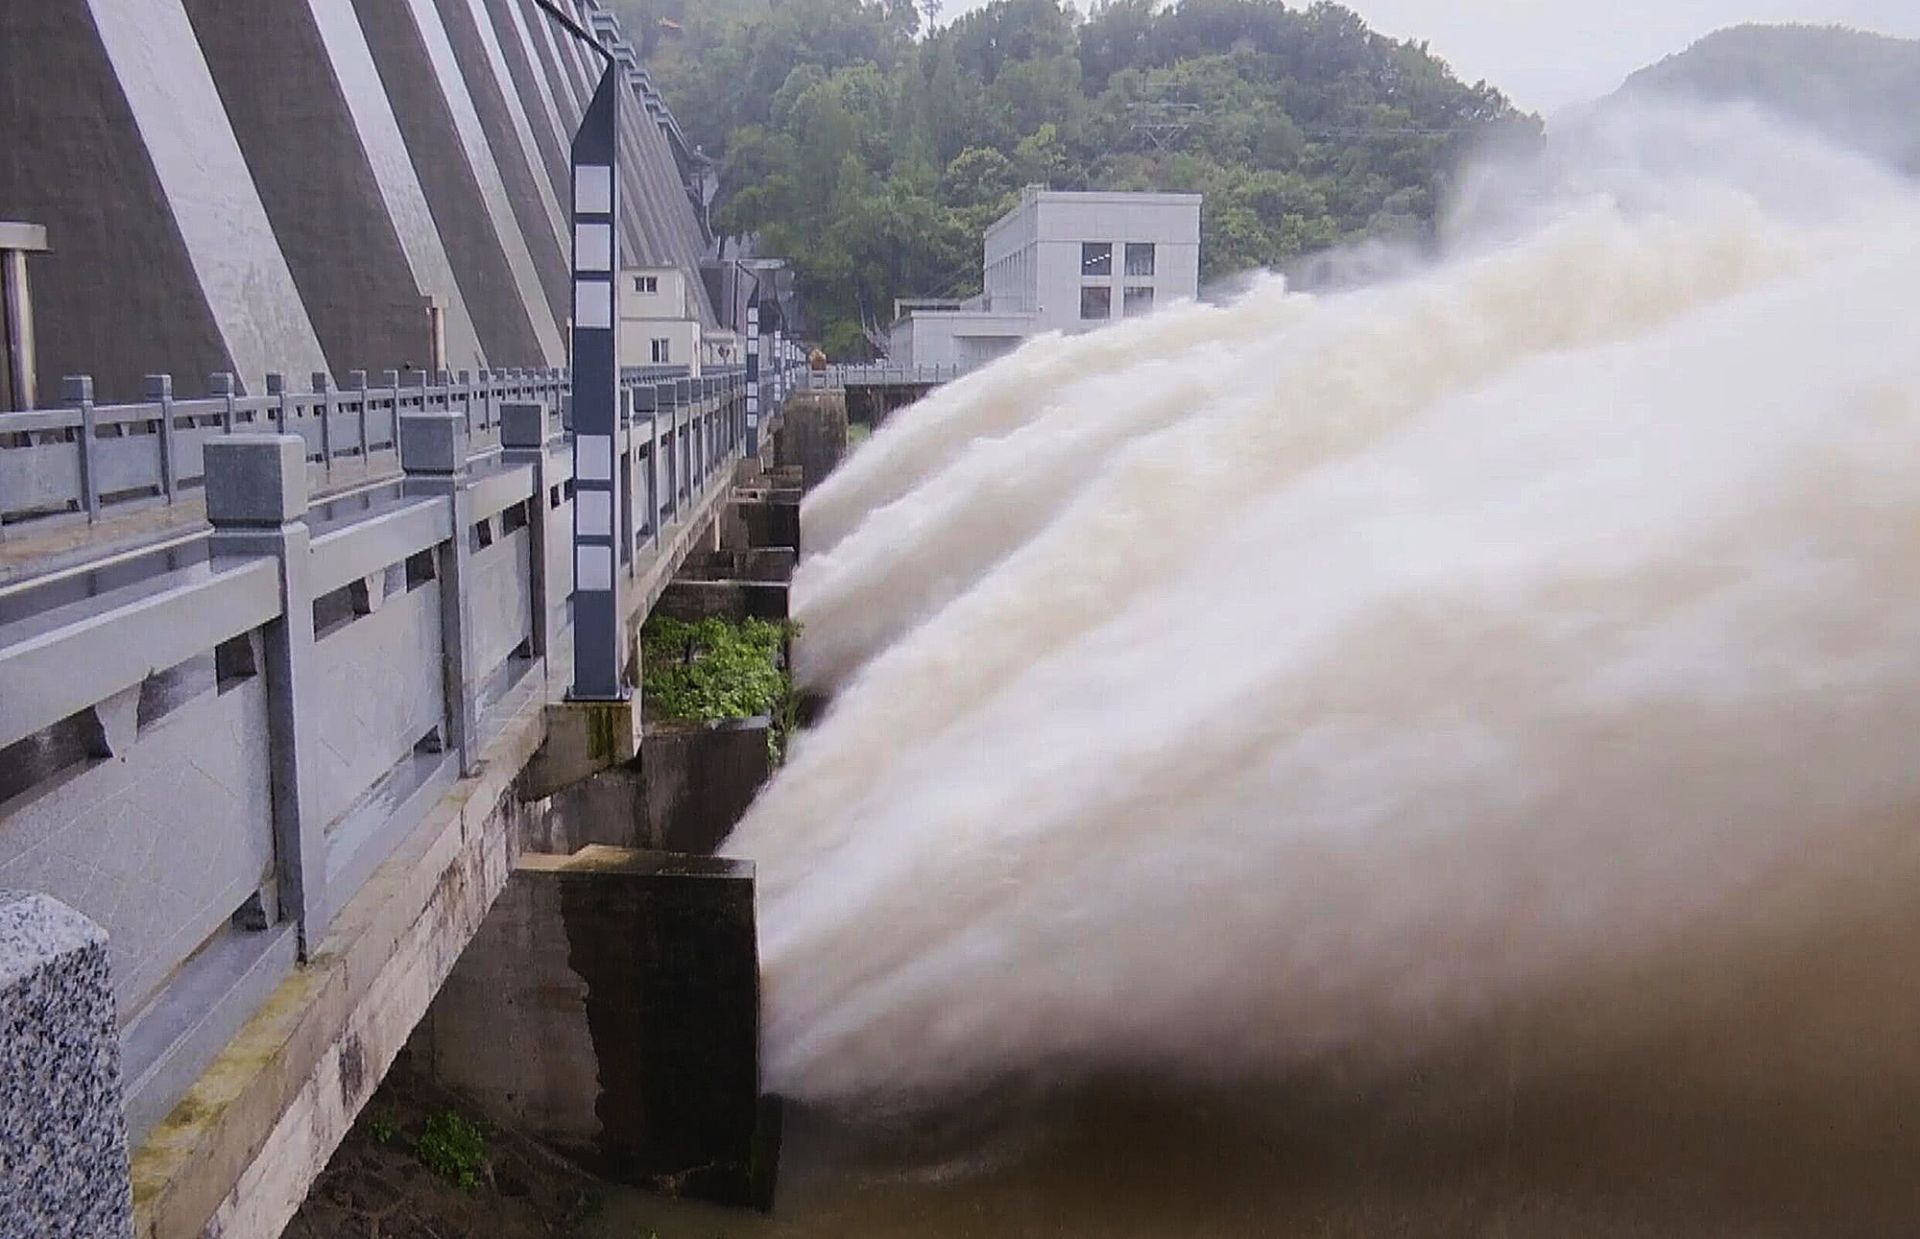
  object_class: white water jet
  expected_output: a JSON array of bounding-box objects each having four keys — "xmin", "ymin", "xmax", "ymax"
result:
[{"xmin": 734, "ymin": 106, "xmax": 1920, "ymax": 1108}]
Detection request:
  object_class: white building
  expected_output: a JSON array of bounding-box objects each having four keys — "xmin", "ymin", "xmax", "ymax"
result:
[
  {"xmin": 618, "ymin": 265, "xmax": 705, "ymax": 374},
  {"xmin": 889, "ymin": 189, "xmax": 1201, "ymax": 370}
]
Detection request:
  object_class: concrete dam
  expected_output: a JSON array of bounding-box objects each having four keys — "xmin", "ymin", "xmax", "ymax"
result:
[{"xmin": 0, "ymin": 0, "xmax": 718, "ymax": 406}]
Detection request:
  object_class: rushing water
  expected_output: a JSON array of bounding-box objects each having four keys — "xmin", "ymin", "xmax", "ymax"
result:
[{"xmin": 627, "ymin": 104, "xmax": 1920, "ymax": 1235}]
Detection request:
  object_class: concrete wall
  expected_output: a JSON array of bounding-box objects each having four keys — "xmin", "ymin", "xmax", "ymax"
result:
[
  {"xmin": 415, "ymin": 847, "xmax": 768, "ymax": 1206},
  {"xmin": 890, "ymin": 311, "xmax": 1031, "ymax": 369},
  {"xmin": 0, "ymin": 0, "xmax": 715, "ymax": 402}
]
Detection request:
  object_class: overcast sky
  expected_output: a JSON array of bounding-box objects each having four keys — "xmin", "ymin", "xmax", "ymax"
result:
[{"xmin": 943, "ymin": 0, "xmax": 1920, "ymax": 116}]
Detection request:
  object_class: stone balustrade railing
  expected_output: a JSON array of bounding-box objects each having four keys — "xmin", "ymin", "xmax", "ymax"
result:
[{"xmin": 0, "ymin": 362, "xmax": 792, "ymax": 1187}]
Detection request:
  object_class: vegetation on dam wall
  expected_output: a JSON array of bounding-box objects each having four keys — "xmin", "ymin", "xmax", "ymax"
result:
[{"xmin": 643, "ymin": 616, "xmax": 802, "ymax": 760}]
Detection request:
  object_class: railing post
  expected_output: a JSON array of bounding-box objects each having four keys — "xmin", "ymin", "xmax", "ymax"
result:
[
  {"xmin": 617, "ymin": 386, "xmax": 634, "ymax": 568},
  {"xmin": 145, "ymin": 374, "xmax": 178, "ymax": 503},
  {"xmin": 62, "ymin": 375, "xmax": 98, "ymax": 522},
  {"xmin": 265, "ymin": 372, "xmax": 288, "ymax": 436},
  {"xmin": 311, "ymin": 372, "xmax": 334, "ymax": 480},
  {"xmin": 476, "ymin": 367, "xmax": 492, "ymax": 438},
  {"xmin": 209, "ymin": 371, "xmax": 236, "ymax": 433},
  {"xmin": 657, "ymin": 379, "xmax": 676, "ymax": 523},
  {"xmin": 500, "ymin": 401, "xmax": 550, "ymax": 660},
  {"xmin": 683, "ymin": 372, "xmax": 698, "ymax": 503},
  {"xmin": 425, "ymin": 294, "xmax": 447, "ymax": 374},
  {"xmin": 632, "ymin": 383, "xmax": 659, "ymax": 549},
  {"xmin": 399, "ymin": 411, "xmax": 480, "ymax": 775},
  {"xmin": 205, "ymin": 433, "xmax": 327, "ymax": 947},
  {"xmin": 347, "ymin": 370, "xmax": 369, "ymax": 462}
]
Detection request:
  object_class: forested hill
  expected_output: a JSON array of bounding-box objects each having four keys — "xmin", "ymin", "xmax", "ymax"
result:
[
  {"xmin": 618, "ymin": 0, "xmax": 1538, "ymax": 352},
  {"xmin": 1614, "ymin": 25, "xmax": 1920, "ymax": 174}
]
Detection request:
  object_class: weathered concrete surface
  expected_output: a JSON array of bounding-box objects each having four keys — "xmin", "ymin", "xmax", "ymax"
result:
[
  {"xmin": 775, "ymin": 390, "xmax": 848, "ymax": 491},
  {"xmin": 0, "ymin": 892, "xmax": 133, "ymax": 1239},
  {"xmin": 636, "ymin": 721, "xmax": 773, "ymax": 857},
  {"xmin": 654, "ymin": 579, "xmax": 790, "ymax": 623},
  {"xmin": 522, "ymin": 718, "xmax": 772, "ymax": 859},
  {"xmin": 520, "ymin": 695, "xmax": 642, "ymax": 803},
  {"xmin": 719, "ymin": 495, "xmax": 801, "ymax": 554},
  {"xmin": 677, "ymin": 546, "xmax": 797, "ymax": 584},
  {"xmin": 415, "ymin": 846, "xmax": 771, "ymax": 1207}
]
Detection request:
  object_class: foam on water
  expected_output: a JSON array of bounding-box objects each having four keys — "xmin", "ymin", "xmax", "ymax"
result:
[{"xmin": 730, "ymin": 105, "xmax": 1920, "ymax": 1109}]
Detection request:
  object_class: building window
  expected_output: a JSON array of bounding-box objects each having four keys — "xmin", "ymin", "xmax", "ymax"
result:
[
  {"xmin": 1080, "ymin": 285, "xmax": 1111, "ymax": 321},
  {"xmin": 1125, "ymin": 242, "xmax": 1156, "ymax": 277},
  {"xmin": 635, "ymin": 275, "xmax": 657, "ymax": 294},
  {"xmin": 1123, "ymin": 285, "xmax": 1154, "ymax": 316},
  {"xmin": 650, "ymin": 338, "xmax": 670, "ymax": 363},
  {"xmin": 1081, "ymin": 242, "xmax": 1112, "ymax": 277}
]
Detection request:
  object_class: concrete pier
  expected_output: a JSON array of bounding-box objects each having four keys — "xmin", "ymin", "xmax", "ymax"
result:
[{"xmin": 413, "ymin": 847, "xmax": 773, "ymax": 1208}]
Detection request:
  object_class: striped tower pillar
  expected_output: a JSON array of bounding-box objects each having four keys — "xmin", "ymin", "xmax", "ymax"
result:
[
  {"xmin": 745, "ymin": 289, "xmax": 760, "ymax": 457},
  {"xmin": 772, "ymin": 327, "xmax": 785, "ymax": 406},
  {"xmin": 568, "ymin": 63, "xmax": 623, "ymax": 701}
]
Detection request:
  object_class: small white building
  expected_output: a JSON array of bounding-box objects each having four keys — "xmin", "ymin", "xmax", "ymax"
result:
[
  {"xmin": 618, "ymin": 266, "xmax": 704, "ymax": 374},
  {"xmin": 890, "ymin": 189, "xmax": 1201, "ymax": 369}
]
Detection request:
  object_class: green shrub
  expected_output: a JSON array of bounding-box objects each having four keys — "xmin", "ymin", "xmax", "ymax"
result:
[
  {"xmin": 641, "ymin": 616, "xmax": 801, "ymax": 762},
  {"xmin": 415, "ymin": 1109, "xmax": 489, "ymax": 1189}
]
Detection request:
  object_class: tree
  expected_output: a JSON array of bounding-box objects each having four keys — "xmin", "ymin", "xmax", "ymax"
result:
[{"xmin": 649, "ymin": 0, "xmax": 1540, "ymax": 351}]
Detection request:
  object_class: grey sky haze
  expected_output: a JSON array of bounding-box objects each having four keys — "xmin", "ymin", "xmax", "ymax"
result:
[{"xmin": 941, "ymin": 0, "xmax": 1920, "ymax": 115}]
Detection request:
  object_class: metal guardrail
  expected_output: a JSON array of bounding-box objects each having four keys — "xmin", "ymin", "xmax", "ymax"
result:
[
  {"xmin": 0, "ymin": 358, "xmax": 795, "ymax": 1143},
  {"xmin": 823, "ymin": 363, "xmax": 962, "ymax": 388}
]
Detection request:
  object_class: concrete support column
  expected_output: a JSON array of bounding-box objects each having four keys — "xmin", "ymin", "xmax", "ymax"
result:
[
  {"xmin": 0, "ymin": 222, "xmax": 48, "ymax": 413},
  {"xmin": 400, "ymin": 413, "xmax": 480, "ymax": 775},
  {"xmin": 500, "ymin": 401, "xmax": 551, "ymax": 660},
  {"xmin": 0, "ymin": 892, "xmax": 132, "ymax": 1238},
  {"xmin": 416, "ymin": 849, "xmax": 771, "ymax": 1208},
  {"xmin": 205, "ymin": 434, "xmax": 327, "ymax": 946}
]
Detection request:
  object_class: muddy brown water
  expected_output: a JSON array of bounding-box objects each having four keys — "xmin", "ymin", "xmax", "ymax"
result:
[{"xmin": 593, "ymin": 880, "xmax": 1920, "ymax": 1239}]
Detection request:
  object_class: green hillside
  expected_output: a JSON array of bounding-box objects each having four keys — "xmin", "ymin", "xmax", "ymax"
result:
[
  {"xmin": 643, "ymin": 0, "xmax": 1539, "ymax": 352},
  {"xmin": 1615, "ymin": 24, "xmax": 1920, "ymax": 173}
]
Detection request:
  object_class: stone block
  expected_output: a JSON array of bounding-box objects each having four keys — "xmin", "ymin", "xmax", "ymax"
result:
[
  {"xmin": 520, "ymin": 696, "xmax": 642, "ymax": 802},
  {"xmin": 654, "ymin": 579, "xmax": 789, "ymax": 624},
  {"xmin": 719, "ymin": 497, "xmax": 801, "ymax": 553},
  {"xmin": 203, "ymin": 434, "xmax": 307, "ymax": 526},
  {"xmin": 499, "ymin": 400, "xmax": 548, "ymax": 450},
  {"xmin": 778, "ymin": 390, "xmax": 848, "ymax": 491},
  {"xmin": 398, "ymin": 412, "xmax": 469, "ymax": 475},
  {"xmin": 522, "ymin": 718, "xmax": 773, "ymax": 857},
  {"xmin": 0, "ymin": 892, "xmax": 132, "ymax": 1239},
  {"xmin": 417, "ymin": 848, "xmax": 774, "ymax": 1208}
]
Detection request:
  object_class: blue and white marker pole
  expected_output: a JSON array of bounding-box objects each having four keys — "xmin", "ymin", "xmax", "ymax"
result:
[
  {"xmin": 745, "ymin": 289, "xmax": 760, "ymax": 457},
  {"xmin": 569, "ymin": 65, "xmax": 623, "ymax": 701}
]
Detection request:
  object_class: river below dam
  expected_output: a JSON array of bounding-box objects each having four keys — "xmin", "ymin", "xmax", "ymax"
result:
[{"xmin": 596, "ymin": 875, "xmax": 1920, "ymax": 1238}]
